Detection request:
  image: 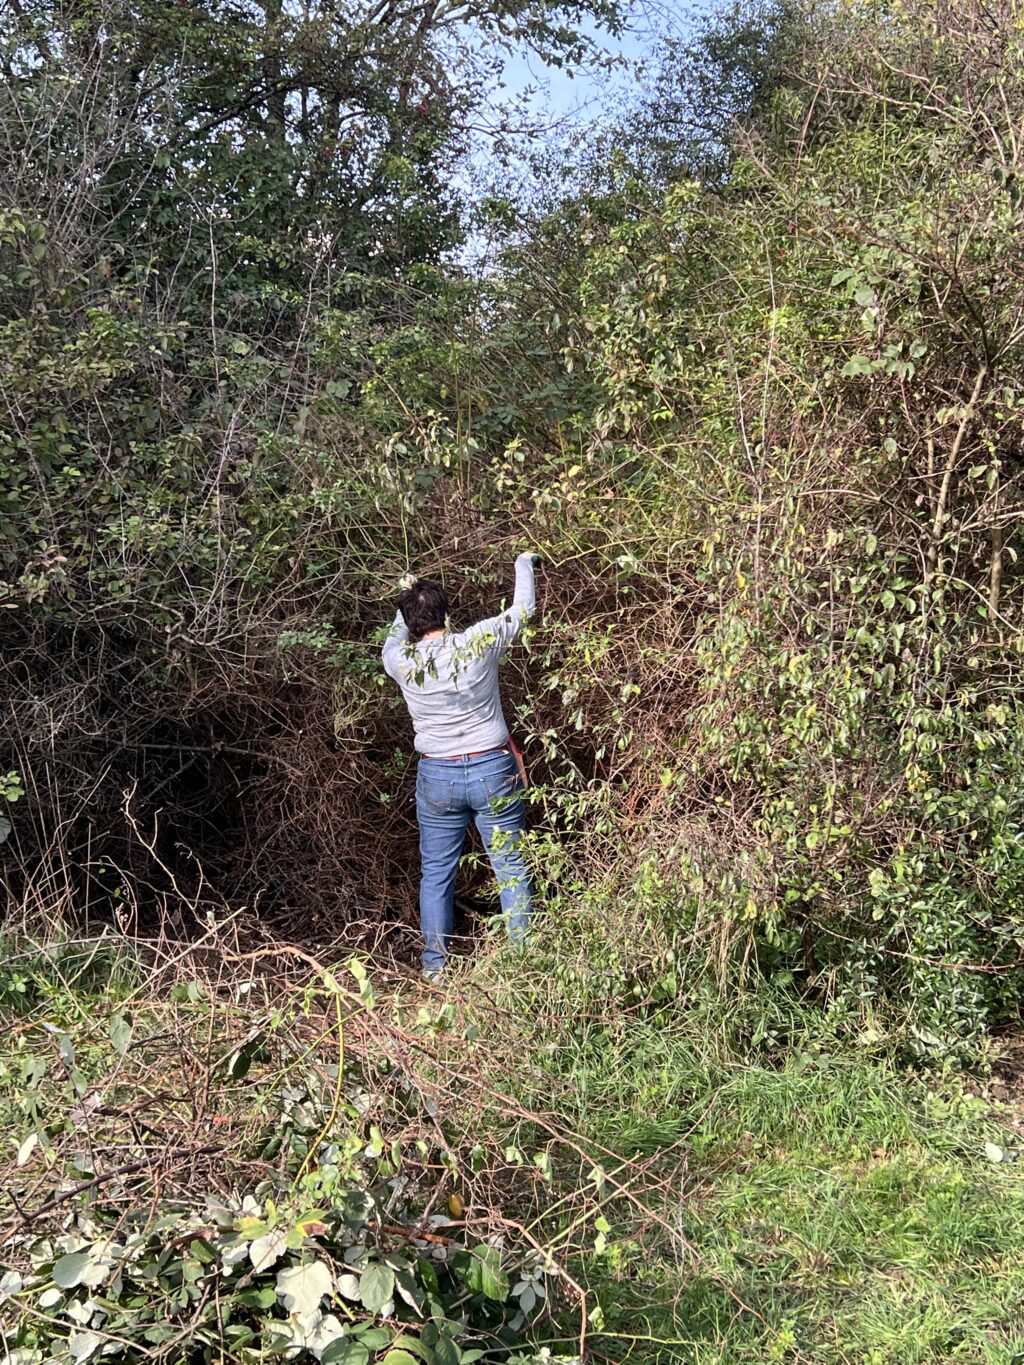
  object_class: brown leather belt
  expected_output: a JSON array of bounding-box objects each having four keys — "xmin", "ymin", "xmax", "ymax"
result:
[{"xmin": 423, "ymin": 744, "xmax": 509, "ymax": 761}]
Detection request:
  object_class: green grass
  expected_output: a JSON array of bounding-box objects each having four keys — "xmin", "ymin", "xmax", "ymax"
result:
[
  {"xmin": 466, "ymin": 938, "xmax": 1024, "ymax": 1365},
  {"xmin": 3, "ymin": 929, "xmax": 1023, "ymax": 1365},
  {"xmin": 571, "ymin": 1043, "xmax": 1024, "ymax": 1363}
]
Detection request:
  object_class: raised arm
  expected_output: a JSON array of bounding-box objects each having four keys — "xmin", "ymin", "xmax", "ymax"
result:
[
  {"xmin": 466, "ymin": 552, "xmax": 537, "ymax": 656},
  {"xmin": 381, "ymin": 608, "xmax": 409, "ymax": 680}
]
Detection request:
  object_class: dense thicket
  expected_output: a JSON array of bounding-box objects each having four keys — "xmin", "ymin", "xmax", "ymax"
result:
[
  {"xmin": 4, "ymin": 0, "xmax": 1024, "ymax": 1055},
  {"xmin": 0, "ymin": 0, "xmax": 620, "ymax": 932}
]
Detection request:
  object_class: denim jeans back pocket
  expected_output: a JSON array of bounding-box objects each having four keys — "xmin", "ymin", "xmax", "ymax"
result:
[
  {"xmin": 417, "ymin": 770, "xmax": 454, "ymax": 815},
  {"xmin": 482, "ymin": 758, "xmax": 523, "ymax": 806}
]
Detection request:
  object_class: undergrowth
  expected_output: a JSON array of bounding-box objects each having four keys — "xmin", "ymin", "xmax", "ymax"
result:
[{"xmin": 2, "ymin": 918, "xmax": 1022, "ymax": 1365}]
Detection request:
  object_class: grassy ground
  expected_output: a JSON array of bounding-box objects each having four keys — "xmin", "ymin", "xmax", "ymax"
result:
[
  {"xmin": 1, "ymin": 928, "xmax": 1022, "ymax": 1365},
  {"xmin": 579, "ymin": 1038, "xmax": 1024, "ymax": 1363}
]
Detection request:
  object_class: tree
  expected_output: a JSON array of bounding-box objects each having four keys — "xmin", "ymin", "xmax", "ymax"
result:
[{"xmin": 0, "ymin": 0, "xmax": 623, "ymax": 928}]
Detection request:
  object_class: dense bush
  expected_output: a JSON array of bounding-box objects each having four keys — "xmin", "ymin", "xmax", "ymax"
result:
[
  {"xmin": 4, "ymin": 0, "xmax": 1024, "ymax": 1053},
  {"xmin": 376, "ymin": 0, "xmax": 1024, "ymax": 1051}
]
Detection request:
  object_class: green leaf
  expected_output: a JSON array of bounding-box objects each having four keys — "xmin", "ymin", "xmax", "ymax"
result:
[
  {"xmin": 236, "ymin": 1286, "xmax": 278, "ymax": 1308},
  {"xmin": 250, "ymin": 1228, "xmax": 288, "ymax": 1272},
  {"xmin": 416, "ymin": 1258, "xmax": 440, "ymax": 1296},
  {"xmin": 0, "ymin": 1270, "xmax": 22, "ymax": 1297},
  {"xmin": 16, "ymin": 1132, "xmax": 38, "ymax": 1167},
  {"xmin": 359, "ymin": 1263, "xmax": 395, "ymax": 1313},
  {"xmin": 984, "ymin": 1141, "xmax": 1013, "ymax": 1163},
  {"xmin": 225, "ymin": 1033, "xmax": 267, "ymax": 1080},
  {"xmin": 462, "ymin": 1244, "xmax": 508, "ymax": 1302},
  {"xmin": 386, "ymin": 1338, "xmax": 433, "ymax": 1364},
  {"xmin": 68, "ymin": 1331, "xmax": 103, "ymax": 1360},
  {"xmin": 354, "ymin": 1327, "xmax": 392, "ymax": 1348},
  {"xmin": 321, "ymin": 1343, "xmax": 370, "ymax": 1365},
  {"xmin": 53, "ymin": 1252, "xmax": 90, "ymax": 1289},
  {"xmin": 336, "ymin": 1271, "xmax": 361, "ymax": 1300},
  {"xmin": 108, "ymin": 1012, "xmax": 131, "ymax": 1054},
  {"xmin": 434, "ymin": 1337, "xmax": 461, "ymax": 1365},
  {"xmin": 380, "ymin": 1353, "xmax": 421, "ymax": 1365},
  {"xmin": 841, "ymin": 355, "xmax": 874, "ymax": 378},
  {"xmin": 392, "ymin": 1267, "xmax": 425, "ymax": 1314}
]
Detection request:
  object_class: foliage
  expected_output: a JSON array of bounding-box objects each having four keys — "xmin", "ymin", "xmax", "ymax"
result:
[
  {"xmin": 4, "ymin": 929, "xmax": 1023, "ymax": 1365},
  {"xmin": 5, "ymin": 0, "xmax": 1024, "ymax": 1045},
  {"xmin": 364, "ymin": 0, "xmax": 1024, "ymax": 1052},
  {"xmin": 0, "ymin": 934, "xmax": 584, "ymax": 1364},
  {"xmin": 2, "ymin": 1192, "xmax": 533, "ymax": 1365},
  {"xmin": 0, "ymin": 0, "xmax": 622, "ymax": 927},
  {"xmin": 6, "ymin": 4, "xmax": 1024, "ymax": 1362},
  {"xmin": 464, "ymin": 902, "xmax": 1024, "ymax": 1365}
]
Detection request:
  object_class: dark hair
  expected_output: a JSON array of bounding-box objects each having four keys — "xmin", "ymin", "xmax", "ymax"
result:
[{"xmin": 398, "ymin": 578, "xmax": 449, "ymax": 642}]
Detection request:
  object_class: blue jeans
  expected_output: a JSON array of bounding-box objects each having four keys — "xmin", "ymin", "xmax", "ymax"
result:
[{"xmin": 416, "ymin": 746, "xmax": 534, "ymax": 971}]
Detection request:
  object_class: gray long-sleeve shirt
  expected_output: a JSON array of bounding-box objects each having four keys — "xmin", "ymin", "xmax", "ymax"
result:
[{"xmin": 382, "ymin": 554, "xmax": 536, "ymax": 756}]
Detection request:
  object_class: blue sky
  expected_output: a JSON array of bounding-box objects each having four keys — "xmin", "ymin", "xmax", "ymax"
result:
[
  {"xmin": 454, "ymin": 1, "xmax": 714, "ymax": 255},
  {"xmin": 498, "ymin": 1, "xmax": 704, "ymax": 128}
]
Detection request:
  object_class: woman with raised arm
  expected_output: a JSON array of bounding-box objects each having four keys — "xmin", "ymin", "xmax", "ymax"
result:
[{"xmin": 382, "ymin": 553, "xmax": 539, "ymax": 979}]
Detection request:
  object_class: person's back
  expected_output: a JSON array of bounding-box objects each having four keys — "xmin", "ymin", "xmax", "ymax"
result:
[
  {"xmin": 382, "ymin": 554, "xmax": 536, "ymax": 757},
  {"xmin": 382, "ymin": 553, "xmax": 537, "ymax": 977}
]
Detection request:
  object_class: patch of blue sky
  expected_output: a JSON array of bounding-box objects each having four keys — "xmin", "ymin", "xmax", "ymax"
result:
[{"xmin": 451, "ymin": 1, "xmax": 712, "ymax": 263}]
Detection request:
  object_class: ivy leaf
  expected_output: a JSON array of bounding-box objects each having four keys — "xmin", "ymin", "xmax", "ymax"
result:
[
  {"xmin": 275, "ymin": 1260, "xmax": 333, "ymax": 1317},
  {"xmin": 359, "ymin": 1263, "xmax": 395, "ymax": 1313}
]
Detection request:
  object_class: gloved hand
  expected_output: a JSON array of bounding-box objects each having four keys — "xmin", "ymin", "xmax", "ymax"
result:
[{"xmin": 398, "ymin": 572, "xmax": 415, "ymax": 592}]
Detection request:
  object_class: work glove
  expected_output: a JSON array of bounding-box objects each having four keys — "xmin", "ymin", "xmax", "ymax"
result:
[{"xmin": 398, "ymin": 572, "xmax": 415, "ymax": 592}]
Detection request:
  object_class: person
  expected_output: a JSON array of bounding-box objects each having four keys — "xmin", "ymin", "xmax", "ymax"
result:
[{"xmin": 382, "ymin": 552, "xmax": 538, "ymax": 979}]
